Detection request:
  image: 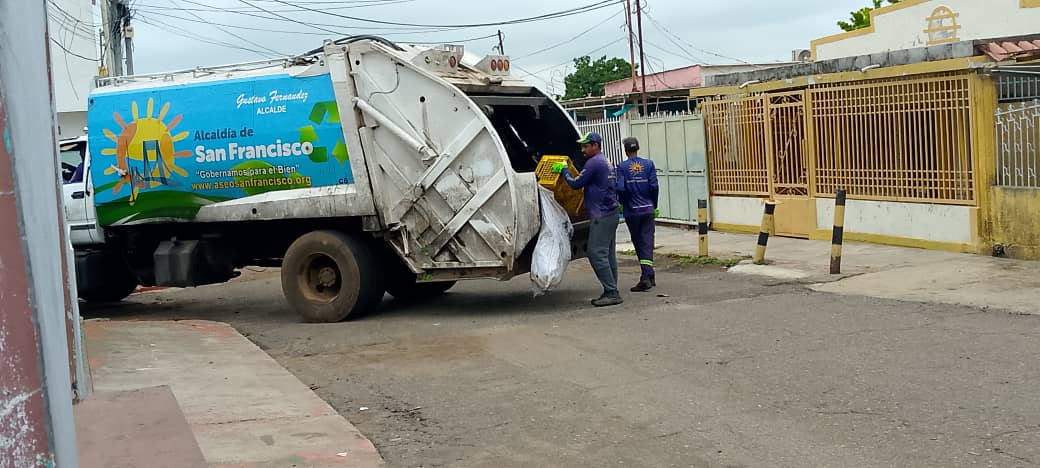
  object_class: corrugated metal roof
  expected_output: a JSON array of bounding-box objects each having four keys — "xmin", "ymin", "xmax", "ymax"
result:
[{"xmin": 980, "ymin": 39, "xmax": 1040, "ymax": 62}]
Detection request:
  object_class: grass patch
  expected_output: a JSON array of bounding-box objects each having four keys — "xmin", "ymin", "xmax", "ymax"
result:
[
  {"xmin": 618, "ymin": 249, "xmax": 746, "ymax": 268},
  {"xmin": 666, "ymin": 254, "xmax": 746, "ymax": 268}
]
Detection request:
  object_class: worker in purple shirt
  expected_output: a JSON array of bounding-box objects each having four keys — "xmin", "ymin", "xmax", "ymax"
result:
[
  {"xmin": 551, "ymin": 132, "xmax": 622, "ymax": 307},
  {"xmin": 616, "ymin": 137, "xmax": 659, "ymax": 292}
]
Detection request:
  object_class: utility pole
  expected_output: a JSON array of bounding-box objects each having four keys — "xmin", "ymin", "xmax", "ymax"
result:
[
  {"xmin": 635, "ymin": 0, "xmax": 648, "ymax": 116},
  {"xmin": 99, "ymin": 0, "xmax": 115, "ymax": 76},
  {"xmin": 497, "ymin": 30, "xmax": 505, "ymax": 55},
  {"xmin": 625, "ymin": 0, "xmax": 638, "ymax": 93},
  {"xmin": 101, "ymin": 0, "xmax": 129, "ymax": 76},
  {"xmin": 124, "ymin": 16, "xmax": 135, "ymax": 75}
]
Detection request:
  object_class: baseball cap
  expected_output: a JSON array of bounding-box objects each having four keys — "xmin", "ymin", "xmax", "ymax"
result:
[
  {"xmin": 576, "ymin": 132, "xmax": 603, "ymax": 144},
  {"xmin": 622, "ymin": 137, "xmax": 640, "ymax": 152}
]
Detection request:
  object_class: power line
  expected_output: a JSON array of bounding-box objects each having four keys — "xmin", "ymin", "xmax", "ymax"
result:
[
  {"xmin": 400, "ymin": 33, "xmax": 499, "ymax": 45},
  {"xmin": 167, "ymin": 0, "xmax": 290, "ymax": 56},
  {"xmin": 261, "ymin": 0, "xmax": 622, "ymax": 29},
  {"xmin": 512, "ymin": 8, "xmax": 625, "ymax": 61},
  {"xmin": 136, "ymin": 9, "xmax": 489, "ymax": 42},
  {"xmin": 135, "ymin": 14, "xmax": 281, "ymax": 57},
  {"xmin": 50, "ymin": 37, "xmax": 98, "ymax": 61},
  {"xmin": 135, "ymin": 10, "xmax": 330, "ymax": 35},
  {"xmin": 641, "ymin": 8, "xmax": 758, "ymax": 67},
  {"xmin": 519, "ymin": 37, "xmax": 626, "ymax": 78},
  {"xmin": 643, "ymin": 39, "xmax": 703, "ymax": 64},
  {"xmin": 141, "ymin": 0, "xmax": 461, "ymax": 33},
  {"xmin": 234, "ymin": 0, "xmax": 358, "ymax": 36},
  {"xmin": 133, "ymin": 0, "xmax": 416, "ymax": 13}
]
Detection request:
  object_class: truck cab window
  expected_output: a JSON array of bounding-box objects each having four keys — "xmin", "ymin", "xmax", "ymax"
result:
[{"xmin": 60, "ymin": 142, "xmax": 85, "ymax": 184}]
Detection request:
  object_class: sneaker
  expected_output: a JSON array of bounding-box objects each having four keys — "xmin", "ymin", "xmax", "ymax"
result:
[
  {"xmin": 650, "ymin": 276, "xmax": 656, "ymax": 287},
  {"xmin": 592, "ymin": 294, "xmax": 623, "ymax": 307},
  {"xmin": 630, "ymin": 280, "xmax": 653, "ymax": 292}
]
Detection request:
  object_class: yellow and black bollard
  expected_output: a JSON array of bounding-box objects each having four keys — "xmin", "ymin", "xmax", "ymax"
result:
[
  {"xmin": 697, "ymin": 199, "xmax": 709, "ymax": 258},
  {"xmin": 753, "ymin": 201, "xmax": 776, "ymax": 265},
  {"xmin": 830, "ymin": 189, "xmax": 847, "ymax": 274}
]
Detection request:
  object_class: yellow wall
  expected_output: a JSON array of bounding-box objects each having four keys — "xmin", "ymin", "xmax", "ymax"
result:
[{"xmin": 986, "ymin": 188, "xmax": 1040, "ymax": 258}]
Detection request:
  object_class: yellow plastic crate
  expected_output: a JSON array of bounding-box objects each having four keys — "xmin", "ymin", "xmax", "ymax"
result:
[{"xmin": 535, "ymin": 155, "xmax": 585, "ymax": 218}]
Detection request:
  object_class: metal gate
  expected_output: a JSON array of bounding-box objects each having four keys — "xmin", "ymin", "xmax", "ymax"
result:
[
  {"xmin": 577, "ymin": 117, "xmax": 628, "ymax": 165},
  {"xmin": 766, "ymin": 91, "xmax": 809, "ymax": 196},
  {"xmin": 765, "ymin": 91, "xmax": 814, "ymax": 237},
  {"xmin": 629, "ymin": 112, "xmax": 709, "ymax": 224}
]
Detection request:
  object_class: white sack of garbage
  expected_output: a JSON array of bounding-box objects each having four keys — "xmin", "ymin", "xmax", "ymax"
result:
[{"xmin": 531, "ymin": 187, "xmax": 574, "ymax": 296}]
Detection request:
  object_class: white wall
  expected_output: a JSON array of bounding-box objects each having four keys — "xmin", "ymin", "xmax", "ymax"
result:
[
  {"xmin": 815, "ymin": 0, "xmax": 1040, "ymax": 60},
  {"xmin": 57, "ymin": 111, "xmax": 87, "ymax": 139},
  {"xmin": 815, "ymin": 199, "xmax": 974, "ymax": 244},
  {"xmin": 47, "ymin": 0, "xmax": 97, "ymax": 114},
  {"xmin": 2, "ymin": 0, "xmax": 80, "ymax": 464},
  {"xmin": 711, "ymin": 196, "xmax": 765, "ymax": 227}
]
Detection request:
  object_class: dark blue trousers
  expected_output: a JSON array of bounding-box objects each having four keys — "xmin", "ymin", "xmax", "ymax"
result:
[{"xmin": 626, "ymin": 213, "xmax": 655, "ymax": 280}]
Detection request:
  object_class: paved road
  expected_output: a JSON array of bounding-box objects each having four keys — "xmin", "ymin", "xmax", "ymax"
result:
[{"xmin": 86, "ymin": 256, "xmax": 1040, "ymax": 468}]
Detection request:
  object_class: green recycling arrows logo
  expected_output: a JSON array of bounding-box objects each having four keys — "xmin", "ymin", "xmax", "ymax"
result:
[{"xmin": 299, "ymin": 101, "xmax": 349, "ymax": 164}]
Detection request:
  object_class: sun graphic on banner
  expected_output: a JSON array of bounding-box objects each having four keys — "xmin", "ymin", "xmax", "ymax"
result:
[{"xmin": 100, "ymin": 98, "xmax": 192, "ymax": 205}]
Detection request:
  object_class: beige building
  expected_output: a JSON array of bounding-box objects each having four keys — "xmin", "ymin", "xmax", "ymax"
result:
[{"xmin": 812, "ymin": 0, "xmax": 1040, "ymax": 60}]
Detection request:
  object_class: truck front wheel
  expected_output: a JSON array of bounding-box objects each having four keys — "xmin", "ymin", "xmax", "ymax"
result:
[
  {"xmin": 281, "ymin": 230, "xmax": 385, "ymax": 322},
  {"xmin": 76, "ymin": 251, "xmax": 138, "ymax": 303}
]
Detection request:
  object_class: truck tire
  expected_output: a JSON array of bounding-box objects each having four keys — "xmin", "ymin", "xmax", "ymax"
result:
[
  {"xmin": 386, "ymin": 280, "xmax": 456, "ymax": 301},
  {"xmin": 77, "ymin": 252, "xmax": 138, "ymax": 303},
  {"xmin": 281, "ymin": 230, "xmax": 385, "ymax": 322}
]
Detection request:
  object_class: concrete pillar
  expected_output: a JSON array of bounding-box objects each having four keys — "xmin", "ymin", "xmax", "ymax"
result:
[{"xmin": 0, "ymin": 1, "xmax": 80, "ymax": 466}]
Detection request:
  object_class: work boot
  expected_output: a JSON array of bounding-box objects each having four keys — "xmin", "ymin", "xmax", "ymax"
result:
[
  {"xmin": 630, "ymin": 279, "xmax": 653, "ymax": 292},
  {"xmin": 592, "ymin": 293, "xmax": 623, "ymax": 307}
]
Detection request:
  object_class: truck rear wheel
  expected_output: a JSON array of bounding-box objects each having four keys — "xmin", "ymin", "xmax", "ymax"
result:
[{"xmin": 281, "ymin": 230, "xmax": 385, "ymax": 322}]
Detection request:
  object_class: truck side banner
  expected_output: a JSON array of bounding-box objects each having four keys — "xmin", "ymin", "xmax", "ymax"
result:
[{"xmin": 88, "ymin": 73, "xmax": 352, "ymax": 226}]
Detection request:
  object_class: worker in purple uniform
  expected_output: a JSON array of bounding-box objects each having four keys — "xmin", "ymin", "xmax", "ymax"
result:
[
  {"xmin": 551, "ymin": 132, "xmax": 623, "ymax": 307},
  {"xmin": 616, "ymin": 137, "xmax": 659, "ymax": 292}
]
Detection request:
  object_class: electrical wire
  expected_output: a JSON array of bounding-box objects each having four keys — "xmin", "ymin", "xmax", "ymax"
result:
[
  {"xmin": 133, "ymin": 0, "xmax": 415, "ymax": 13},
  {"xmin": 142, "ymin": 0, "xmax": 461, "ymax": 33},
  {"xmin": 135, "ymin": 14, "xmax": 281, "ymax": 57},
  {"xmin": 261, "ymin": 0, "xmax": 622, "ymax": 29},
  {"xmin": 519, "ymin": 37, "xmax": 626, "ymax": 78},
  {"xmin": 512, "ymin": 8, "xmax": 625, "ymax": 61},
  {"xmin": 643, "ymin": 39, "xmax": 707, "ymax": 65},
  {"xmin": 134, "ymin": 10, "xmax": 331, "ymax": 35},
  {"xmin": 400, "ymin": 33, "xmax": 499, "ymax": 45},
  {"xmin": 46, "ymin": 1, "xmax": 97, "ymax": 41},
  {"xmin": 166, "ymin": 0, "xmax": 290, "ymax": 56},
  {"xmin": 136, "ymin": 9, "xmax": 493, "ymax": 44},
  {"xmin": 641, "ymin": 7, "xmax": 758, "ymax": 67},
  {"xmin": 50, "ymin": 37, "xmax": 98, "ymax": 61}
]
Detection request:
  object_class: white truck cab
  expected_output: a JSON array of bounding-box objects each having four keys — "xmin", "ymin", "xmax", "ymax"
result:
[
  {"xmin": 60, "ymin": 134, "xmax": 139, "ymax": 302},
  {"xmin": 59, "ymin": 135, "xmax": 103, "ymax": 245}
]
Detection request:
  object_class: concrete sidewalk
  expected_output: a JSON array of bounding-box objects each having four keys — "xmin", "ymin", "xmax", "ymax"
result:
[
  {"xmin": 618, "ymin": 224, "xmax": 1040, "ymax": 315},
  {"xmin": 83, "ymin": 320, "xmax": 383, "ymax": 467}
]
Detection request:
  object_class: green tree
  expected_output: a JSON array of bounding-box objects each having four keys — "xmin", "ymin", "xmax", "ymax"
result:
[
  {"xmin": 562, "ymin": 56, "xmax": 633, "ymax": 100},
  {"xmin": 838, "ymin": 0, "xmax": 900, "ymax": 32}
]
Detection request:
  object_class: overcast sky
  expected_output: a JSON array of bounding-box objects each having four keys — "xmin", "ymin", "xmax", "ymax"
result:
[{"xmin": 124, "ymin": 0, "xmax": 872, "ymax": 94}]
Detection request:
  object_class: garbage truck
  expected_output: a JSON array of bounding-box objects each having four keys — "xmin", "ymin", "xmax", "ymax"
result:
[{"xmin": 68, "ymin": 37, "xmax": 590, "ymax": 322}]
